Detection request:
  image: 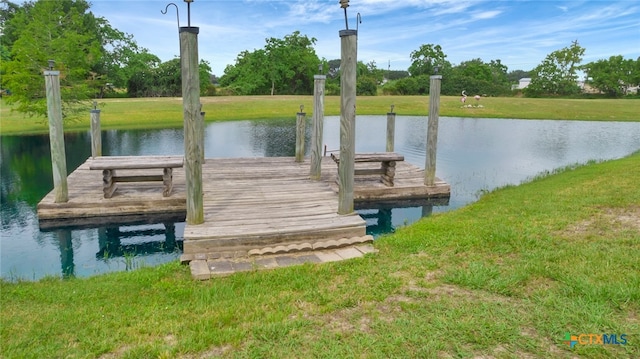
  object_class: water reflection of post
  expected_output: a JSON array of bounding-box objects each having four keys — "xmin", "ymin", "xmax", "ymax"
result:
[
  {"xmin": 163, "ymin": 222, "xmax": 177, "ymax": 252},
  {"xmin": 378, "ymin": 208, "xmax": 393, "ymax": 233},
  {"xmin": 361, "ymin": 208, "xmax": 394, "ymax": 235},
  {"xmin": 57, "ymin": 229, "xmax": 75, "ymax": 278},
  {"xmin": 421, "ymin": 205, "xmax": 433, "ymax": 218},
  {"xmin": 98, "ymin": 226, "xmax": 121, "ymax": 259}
]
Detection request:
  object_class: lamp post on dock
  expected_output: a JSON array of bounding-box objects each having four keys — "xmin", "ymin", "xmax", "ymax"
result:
[
  {"xmin": 424, "ymin": 67, "xmax": 442, "ymax": 186},
  {"xmin": 337, "ymin": 0, "xmax": 357, "ymax": 215},
  {"xmin": 167, "ymin": 0, "xmax": 204, "ymax": 224},
  {"xmin": 44, "ymin": 60, "xmax": 68, "ymax": 203},
  {"xmin": 386, "ymin": 104, "xmax": 396, "ymax": 152},
  {"xmin": 90, "ymin": 101, "xmax": 102, "ymax": 158},
  {"xmin": 295, "ymin": 105, "xmax": 306, "ymax": 162},
  {"xmin": 310, "ymin": 64, "xmax": 326, "ymax": 180}
]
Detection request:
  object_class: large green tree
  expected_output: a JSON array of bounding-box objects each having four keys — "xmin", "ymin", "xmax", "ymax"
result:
[
  {"xmin": 127, "ymin": 58, "xmax": 212, "ymax": 97},
  {"xmin": 582, "ymin": 55, "xmax": 640, "ymax": 97},
  {"xmin": 442, "ymin": 58, "xmax": 511, "ymax": 96},
  {"xmin": 220, "ymin": 31, "xmax": 320, "ymax": 95},
  {"xmin": 0, "ymin": 0, "xmax": 143, "ymax": 118},
  {"xmin": 408, "ymin": 44, "xmax": 450, "ymax": 77},
  {"xmin": 525, "ymin": 40, "xmax": 585, "ymax": 97}
]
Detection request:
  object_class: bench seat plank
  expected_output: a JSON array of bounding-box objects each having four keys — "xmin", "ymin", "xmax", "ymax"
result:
[
  {"xmin": 330, "ymin": 152, "xmax": 404, "ymax": 163},
  {"xmin": 90, "ymin": 156, "xmax": 184, "ymax": 170}
]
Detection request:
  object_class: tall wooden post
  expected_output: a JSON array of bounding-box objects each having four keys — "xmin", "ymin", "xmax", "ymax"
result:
[
  {"xmin": 310, "ymin": 74, "xmax": 326, "ymax": 180},
  {"xmin": 44, "ymin": 64, "xmax": 68, "ymax": 203},
  {"xmin": 200, "ymin": 111, "xmax": 206, "ymax": 163},
  {"xmin": 338, "ymin": 29, "xmax": 357, "ymax": 215},
  {"xmin": 386, "ymin": 104, "xmax": 396, "ymax": 152},
  {"xmin": 90, "ymin": 101, "xmax": 101, "ymax": 158},
  {"xmin": 295, "ymin": 106, "xmax": 306, "ymax": 162},
  {"xmin": 425, "ymin": 75, "xmax": 442, "ymax": 186},
  {"xmin": 180, "ymin": 26, "xmax": 204, "ymax": 224}
]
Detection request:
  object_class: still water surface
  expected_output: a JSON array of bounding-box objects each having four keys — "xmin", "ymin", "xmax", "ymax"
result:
[{"xmin": 1, "ymin": 116, "xmax": 639, "ymax": 280}]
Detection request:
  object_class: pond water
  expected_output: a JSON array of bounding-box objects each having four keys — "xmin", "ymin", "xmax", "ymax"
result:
[{"xmin": 1, "ymin": 116, "xmax": 639, "ymax": 281}]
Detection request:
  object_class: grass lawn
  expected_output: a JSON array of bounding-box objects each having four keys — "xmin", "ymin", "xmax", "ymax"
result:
[
  {"xmin": 2, "ymin": 95, "xmax": 639, "ymax": 135},
  {"xmin": 1, "ymin": 151, "xmax": 638, "ymax": 358}
]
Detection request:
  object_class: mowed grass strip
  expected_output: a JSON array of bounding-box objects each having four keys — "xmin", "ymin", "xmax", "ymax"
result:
[
  {"xmin": 2, "ymin": 96, "xmax": 639, "ymax": 135},
  {"xmin": 1, "ymin": 152, "xmax": 638, "ymax": 358}
]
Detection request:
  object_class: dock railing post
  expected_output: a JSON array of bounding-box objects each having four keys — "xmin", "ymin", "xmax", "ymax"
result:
[
  {"xmin": 386, "ymin": 104, "xmax": 395, "ymax": 152},
  {"xmin": 295, "ymin": 105, "xmax": 306, "ymax": 162},
  {"xmin": 90, "ymin": 101, "xmax": 101, "ymax": 158},
  {"xmin": 338, "ymin": 27, "xmax": 357, "ymax": 215},
  {"xmin": 424, "ymin": 74, "xmax": 442, "ymax": 186},
  {"xmin": 44, "ymin": 61, "xmax": 68, "ymax": 203},
  {"xmin": 310, "ymin": 71, "xmax": 326, "ymax": 180},
  {"xmin": 200, "ymin": 111, "xmax": 206, "ymax": 164},
  {"xmin": 180, "ymin": 25, "xmax": 204, "ymax": 225}
]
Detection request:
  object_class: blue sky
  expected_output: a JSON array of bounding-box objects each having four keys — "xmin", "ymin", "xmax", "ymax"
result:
[{"xmin": 89, "ymin": 0, "xmax": 640, "ymax": 77}]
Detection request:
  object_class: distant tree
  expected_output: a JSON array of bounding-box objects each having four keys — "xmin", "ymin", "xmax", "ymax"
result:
[
  {"xmin": 386, "ymin": 70, "xmax": 409, "ymax": 81},
  {"xmin": 408, "ymin": 44, "xmax": 450, "ymax": 77},
  {"xmin": 127, "ymin": 58, "xmax": 212, "ymax": 97},
  {"xmin": 525, "ymin": 40, "xmax": 585, "ymax": 97},
  {"xmin": 355, "ymin": 61, "xmax": 379, "ymax": 96},
  {"xmin": 582, "ymin": 55, "xmax": 640, "ymax": 97},
  {"xmin": 219, "ymin": 50, "xmax": 269, "ymax": 95},
  {"xmin": 440, "ymin": 58, "xmax": 510, "ymax": 96},
  {"xmin": 105, "ymin": 48, "xmax": 161, "ymax": 90},
  {"xmin": 220, "ymin": 31, "xmax": 320, "ymax": 95},
  {"xmin": 0, "ymin": 0, "xmax": 146, "ymax": 118},
  {"xmin": 327, "ymin": 59, "xmax": 341, "ymax": 79}
]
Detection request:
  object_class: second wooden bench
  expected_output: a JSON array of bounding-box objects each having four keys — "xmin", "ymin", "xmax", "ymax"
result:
[
  {"xmin": 89, "ymin": 156, "xmax": 184, "ymax": 198},
  {"xmin": 330, "ymin": 152, "xmax": 404, "ymax": 187}
]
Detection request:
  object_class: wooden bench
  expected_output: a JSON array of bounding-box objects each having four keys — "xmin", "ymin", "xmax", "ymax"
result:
[
  {"xmin": 89, "ymin": 156, "xmax": 184, "ymax": 198},
  {"xmin": 330, "ymin": 152, "xmax": 404, "ymax": 187}
]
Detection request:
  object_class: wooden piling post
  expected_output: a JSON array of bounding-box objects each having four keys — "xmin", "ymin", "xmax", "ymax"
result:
[
  {"xmin": 180, "ymin": 26, "xmax": 204, "ymax": 224},
  {"xmin": 200, "ymin": 111, "xmax": 206, "ymax": 164},
  {"xmin": 310, "ymin": 74, "xmax": 326, "ymax": 180},
  {"xmin": 386, "ymin": 104, "xmax": 395, "ymax": 152},
  {"xmin": 424, "ymin": 75, "xmax": 442, "ymax": 186},
  {"xmin": 295, "ymin": 106, "xmax": 306, "ymax": 162},
  {"xmin": 90, "ymin": 101, "xmax": 101, "ymax": 158},
  {"xmin": 44, "ymin": 64, "xmax": 68, "ymax": 203},
  {"xmin": 338, "ymin": 29, "xmax": 357, "ymax": 215}
]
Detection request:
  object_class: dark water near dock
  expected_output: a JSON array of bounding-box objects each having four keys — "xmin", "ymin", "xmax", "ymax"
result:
[{"xmin": 1, "ymin": 116, "xmax": 639, "ymax": 281}]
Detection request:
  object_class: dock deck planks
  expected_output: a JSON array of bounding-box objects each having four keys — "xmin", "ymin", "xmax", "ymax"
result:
[{"xmin": 37, "ymin": 156, "xmax": 450, "ymax": 254}]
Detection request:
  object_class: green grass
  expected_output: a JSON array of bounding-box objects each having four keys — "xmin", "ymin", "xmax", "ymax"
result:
[
  {"xmin": 2, "ymin": 95, "xmax": 639, "ymax": 135},
  {"xmin": 2, "ymin": 152, "xmax": 639, "ymax": 358}
]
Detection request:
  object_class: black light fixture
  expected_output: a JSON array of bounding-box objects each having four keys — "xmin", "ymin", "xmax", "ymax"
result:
[
  {"xmin": 184, "ymin": 0, "xmax": 193, "ymax": 27},
  {"xmin": 340, "ymin": 0, "xmax": 349, "ymax": 29}
]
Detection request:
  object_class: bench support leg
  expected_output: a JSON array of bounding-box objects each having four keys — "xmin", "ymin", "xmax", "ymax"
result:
[
  {"xmin": 163, "ymin": 168, "xmax": 173, "ymax": 197},
  {"xmin": 380, "ymin": 161, "xmax": 396, "ymax": 187},
  {"xmin": 103, "ymin": 169, "xmax": 117, "ymax": 198}
]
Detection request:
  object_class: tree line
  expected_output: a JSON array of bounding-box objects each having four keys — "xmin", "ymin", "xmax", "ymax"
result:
[
  {"xmin": 1, "ymin": 0, "xmax": 638, "ymax": 119},
  {"xmin": 0, "ymin": 0, "xmax": 212, "ymax": 118}
]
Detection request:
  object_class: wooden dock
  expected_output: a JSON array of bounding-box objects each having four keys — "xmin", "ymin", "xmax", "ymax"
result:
[{"xmin": 37, "ymin": 156, "xmax": 450, "ymax": 259}]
